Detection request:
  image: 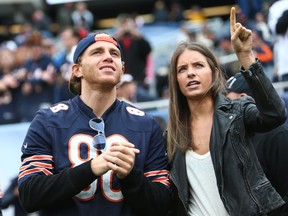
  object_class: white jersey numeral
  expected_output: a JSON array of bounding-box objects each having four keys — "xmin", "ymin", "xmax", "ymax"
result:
[{"xmin": 68, "ymin": 134, "xmax": 125, "ymax": 202}]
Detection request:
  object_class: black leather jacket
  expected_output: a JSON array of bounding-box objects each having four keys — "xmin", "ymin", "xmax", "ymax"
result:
[{"xmin": 169, "ymin": 60, "xmax": 287, "ymax": 216}]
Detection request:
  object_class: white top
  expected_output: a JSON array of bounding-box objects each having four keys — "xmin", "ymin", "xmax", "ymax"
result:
[{"xmin": 186, "ymin": 150, "xmax": 229, "ymax": 216}]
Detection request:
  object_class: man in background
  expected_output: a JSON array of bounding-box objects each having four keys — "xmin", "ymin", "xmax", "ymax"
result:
[
  {"xmin": 114, "ymin": 13, "xmax": 152, "ymax": 89},
  {"xmin": 2, "ymin": 176, "xmax": 28, "ymax": 216},
  {"xmin": 116, "ymin": 74, "xmax": 157, "ymax": 103}
]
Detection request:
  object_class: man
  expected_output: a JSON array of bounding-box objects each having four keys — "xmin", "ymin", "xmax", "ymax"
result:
[
  {"xmin": 114, "ymin": 13, "xmax": 152, "ymax": 89},
  {"xmin": 53, "ymin": 26, "xmax": 81, "ymax": 101},
  {"xmin": 18, "ymin": 33, "xmax": 171, "ymax": 216},
  {"xmin": 71, "ymin": 2, "xmax": 94, "ymax": 32},
  {"xmin": 2, "ymin": 176, "xmax": 28, "ymax": 216},
  {"xmin": 226, "ymin": 73, "xmax": 288, "ymax": 215},
  {"xmin": 17, "ymin": 32, "xmax": 56, "ymax": 121},
  {"xmin": 116, "ymin": 74, "xmax": 157, "ymax": 103}
]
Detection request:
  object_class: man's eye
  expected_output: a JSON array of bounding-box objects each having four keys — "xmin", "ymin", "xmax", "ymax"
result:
[{"xmin": 111, "ymin": 52, "xmax": 120, "ymax": 57}]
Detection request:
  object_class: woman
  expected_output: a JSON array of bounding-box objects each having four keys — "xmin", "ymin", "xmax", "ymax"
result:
[{"xmin": 166, "ymin": 7, "xmax": 287, "ymax": 216}]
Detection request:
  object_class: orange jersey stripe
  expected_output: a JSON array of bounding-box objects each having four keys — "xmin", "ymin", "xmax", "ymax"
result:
[
  {"xmin": 20, "ymin": 162, "xmax": 53, "ymax": 172},
  {"xmin": 153, "ymin": 179, "xmax": 171, "ymax": 188},
  {"xmin": 144, "ymin": 170, "xmax": 169, "ymax": 177},
  {"xmin": 22, "ymin": 155, "xmax": 53, "ymax": 164},
  {"xmin": 30, "ymin": 162, "xmax": 54, "ymax": 169},
  {"xmin": 19, "ymin": 167, "xmax": 53, "ymax": 180}
]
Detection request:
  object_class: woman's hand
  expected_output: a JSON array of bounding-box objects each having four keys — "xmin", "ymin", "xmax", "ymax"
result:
[{"xmin": 230, "ymin": 7, "xmax": 255, "ymax": 69}]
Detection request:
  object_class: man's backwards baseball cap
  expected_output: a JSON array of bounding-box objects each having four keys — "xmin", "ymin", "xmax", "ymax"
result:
[
  {"xmin": 69, "ymin": 32, "xmax": 123, "ymax": 95},
  {"xmin": 226, "ymin": 73, "xmax": 253, "ymax": 97}
]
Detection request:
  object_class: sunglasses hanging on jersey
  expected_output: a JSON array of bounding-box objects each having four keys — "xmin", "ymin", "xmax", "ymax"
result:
[{"xmin": 89, "ymin": 117, "xmax": 106, "ymax": 152}]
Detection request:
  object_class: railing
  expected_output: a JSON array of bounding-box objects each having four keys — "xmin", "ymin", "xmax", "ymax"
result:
[{"xmin": 135, "ymin": 98, "xmax": 169, "ymax": 110}]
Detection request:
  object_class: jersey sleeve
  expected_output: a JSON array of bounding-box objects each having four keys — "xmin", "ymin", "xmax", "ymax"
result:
[
  {"xmin": 18, "ymin": 110, "xmax": 97, "ymax": 213},
  {"xmin": 18, "ymin": 110, "xmax": 55, "ymax": 185}
]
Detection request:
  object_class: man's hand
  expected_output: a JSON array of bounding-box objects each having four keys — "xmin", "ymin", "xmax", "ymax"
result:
[
  {"xmin": 103, "ymin": 141, "xmax": 140, "ymax": 179},
  {"xmin": 90, "ymin": 152, "xmax": 111, "ymax": 177}
]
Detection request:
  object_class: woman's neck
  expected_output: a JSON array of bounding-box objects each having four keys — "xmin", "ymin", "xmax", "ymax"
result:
[{"xmin": 188, "ymin": 96, "xmax": 214, "ymax": 119}]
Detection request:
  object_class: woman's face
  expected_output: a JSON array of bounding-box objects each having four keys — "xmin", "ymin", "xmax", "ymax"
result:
[{"xmin": 176, "ymin": 49, "xmax": 213, "ymax": 100}]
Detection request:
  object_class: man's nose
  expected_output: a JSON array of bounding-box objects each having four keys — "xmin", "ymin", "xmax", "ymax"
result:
[{"xmin": 103, "ymin": 51, "xmax": 113, "ymax": 61}]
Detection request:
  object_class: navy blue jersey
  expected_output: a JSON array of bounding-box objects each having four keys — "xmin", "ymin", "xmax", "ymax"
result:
[{"xmin": 18, "ymin": 96, "xmax": 170, "ymax": 215}]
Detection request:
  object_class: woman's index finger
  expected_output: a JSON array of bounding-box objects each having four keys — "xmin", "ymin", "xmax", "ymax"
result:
[{"xmin": 230, "ymin": 7, "xmax": 236, "ymax": 33}]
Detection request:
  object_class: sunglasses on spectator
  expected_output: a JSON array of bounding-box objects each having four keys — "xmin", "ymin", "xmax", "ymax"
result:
[{"xmin": 89, "ymin": 117, "xmax": 106, "ymax": 152}]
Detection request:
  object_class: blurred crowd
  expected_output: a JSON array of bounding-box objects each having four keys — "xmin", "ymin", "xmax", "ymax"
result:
[{"xmin": 0, "ymin": 0, "xmax": 286, "ymax": 125}]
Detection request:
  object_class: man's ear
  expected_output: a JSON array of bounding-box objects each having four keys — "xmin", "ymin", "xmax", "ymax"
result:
[
  {"xmin": 240, "ymin": 93, "xmax": 248, "ymax": 97},
  {"xmin": 121, "ymin": 60, "xmax": 125, "ymax": 74},
  {"xmin": 72, "ymin": 63, "xmax": 82, "ymax": 78}
]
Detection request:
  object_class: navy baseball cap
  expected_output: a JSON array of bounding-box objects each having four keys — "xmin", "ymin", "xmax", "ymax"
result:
[
  {"xmin": 69, "ymin": 32, "xmax": 124, "ymax": 95},
  {"xmin": 226, "ymin": 73, "xmax": 253, "ymax": 97},
  {"xmin": 73, "ymin": 32, "xmax": 123, "ymax": 63}
]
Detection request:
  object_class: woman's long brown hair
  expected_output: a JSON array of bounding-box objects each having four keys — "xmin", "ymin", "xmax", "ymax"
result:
[{"xmin": 167, "ymin": 41, "xmax": 226, "ymax": 161}]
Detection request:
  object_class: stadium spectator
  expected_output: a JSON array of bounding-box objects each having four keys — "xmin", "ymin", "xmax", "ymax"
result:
[
  {"xmin": 116, "ymin": 73, "xmax": 157, "ymax": 103},
  {"xmin": 0, "ymin": 48, "xmax": 22, "ymax": 124},
  {"xmin": 2, "ymin": 176, "xmax": 28, "ymax": 216},
  {"xmin": 55, "ymin": 2, "xmax": 74, "ymax": 31},
  {"xmin": 268, "ymin": 0, "xmax": 288, "ymax": 90},
  {"xmin": 16, "ymin": 32, "xmax": 56, "ymax": 122},
  {"xmin": 216, "ymin": 34, "xmax": 240, "ymax": 79},
  {"xmin": 168, "ymin": 1, "xmax": 185, "ymax": 22},
  {"xmin": 13, "ymin": 22, "xmax": 33, "ymax": 47},
  {"xmin": 53, "ymin": 26, "xmax": 80, "ymax": 101},
  {"xmin": 114, "ymin": 13, "xmax": 152, "ymax": 90},
  {"xmin": 152, "ymin": 0, "xmax": 169, "ymax": 24},
  {"xmin": 254, "ymin": 11, "xmax": 271, "ymax": 41},
  {"xmin": 71, "ymin": 2, "xmax": 94, "ymax": 33},
  {"xmin": 31, "ymin": 9, "xmax": 53, "ymax": 38},
  {"xmin": 185, "ymin": 4, "xmax": 206, "ymax": 23},
  {"xmin": 237, "ymin": 0, "xmax": 264, "ymax": 21},
  {"xmin": 165, "ymin": 7, "xmax": 286, "ymax": 215},
  {"xmin": 251, "ymin": 28, "xmax": 274, "ymax": 81},
  {"xmin": 18, "ymin": 32, "xmax": 171, "ymax": 216}
]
